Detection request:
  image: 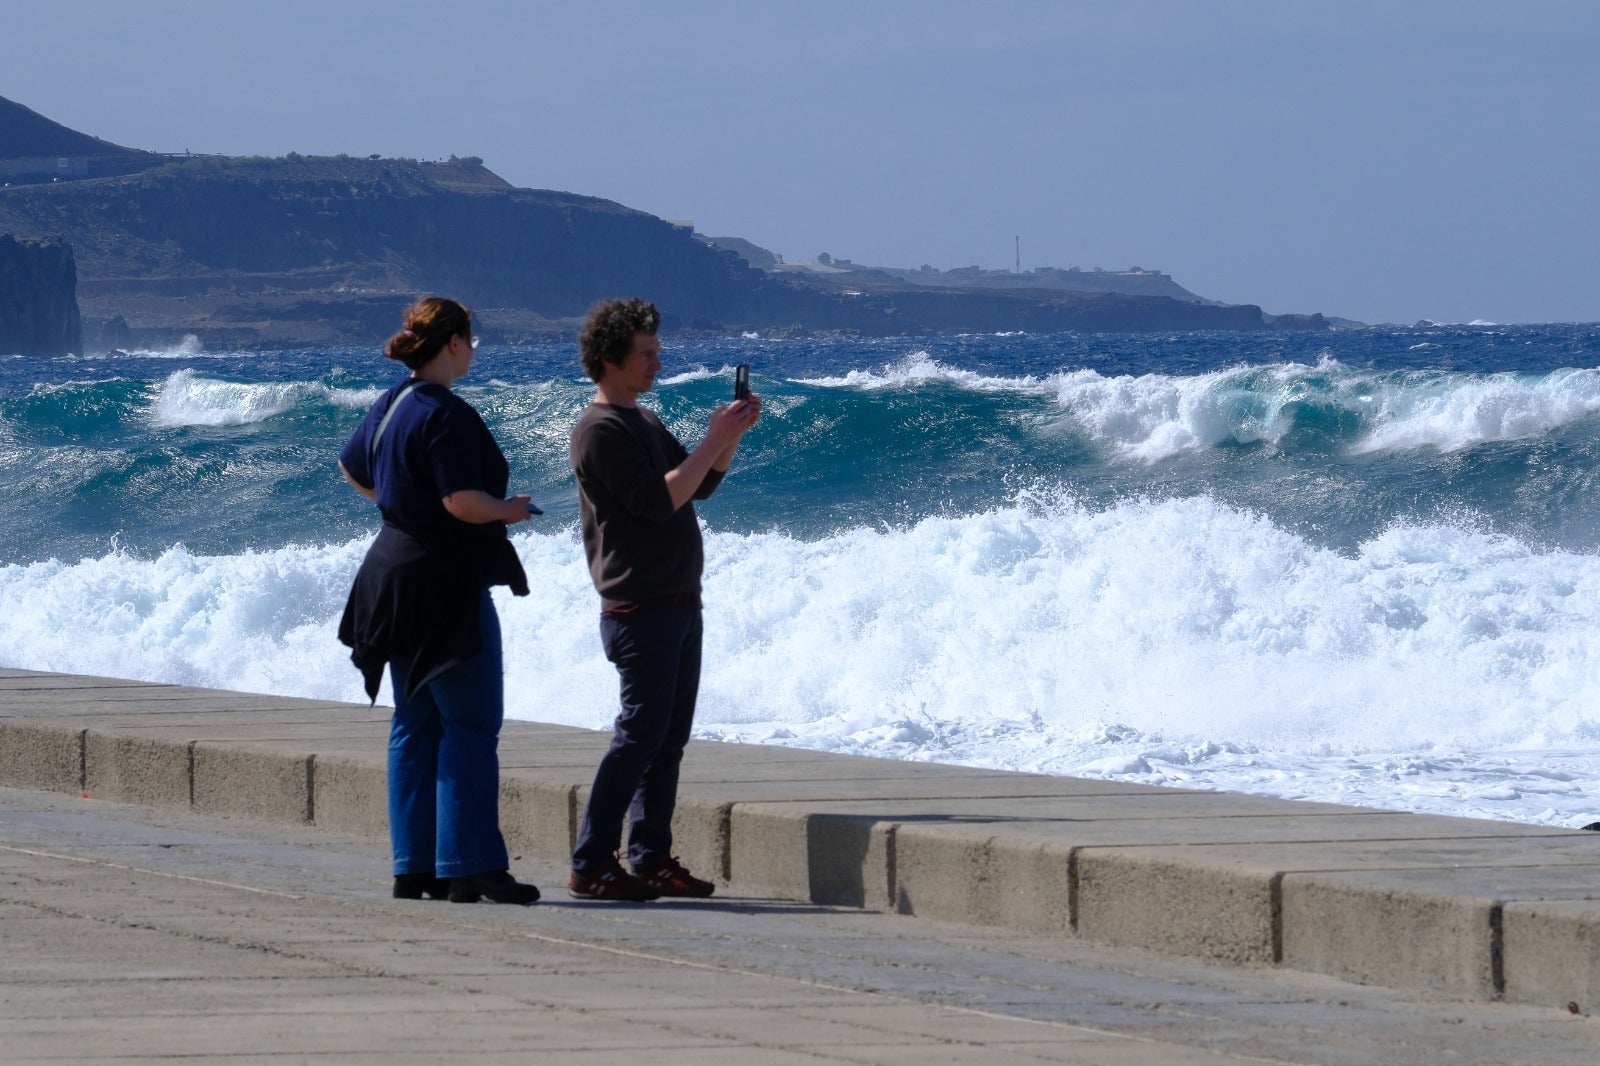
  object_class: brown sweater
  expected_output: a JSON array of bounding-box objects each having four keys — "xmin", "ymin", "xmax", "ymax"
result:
[{"xmin": 570, "ymin": 403, "xmax": 725, "ymax": 606}]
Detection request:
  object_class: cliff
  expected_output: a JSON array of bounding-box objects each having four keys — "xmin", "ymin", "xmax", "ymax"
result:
[
  {"xmin": 0, "ymin": 154, "xmax": 790, "ymax": 333},
  {"xmin": 0, "ymin": 235, "xmax": 81, "ymax": 356},
  {"xmin": 0, "ymin": 155, "xmax": 1281, "ymax": 345},
  {"xmin": 0, "ymin": 96, "xmax": 1322, "ymax": 345}
]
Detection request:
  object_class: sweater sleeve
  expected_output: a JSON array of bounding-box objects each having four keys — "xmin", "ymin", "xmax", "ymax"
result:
[{"xmin": 693, "ymin": 466, "xmax": 726, "ymax": 500}]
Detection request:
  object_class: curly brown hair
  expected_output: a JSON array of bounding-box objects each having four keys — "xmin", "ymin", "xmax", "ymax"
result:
[
  {"xmin": 579, "ymin": 298, "xmax": 660, "ymax": 382},
  {"xmin": 385, "ymin": 296, "xmax": 471, "ymax": 370}
]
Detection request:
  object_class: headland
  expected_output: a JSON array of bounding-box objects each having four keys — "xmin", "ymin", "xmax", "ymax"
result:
[{"xmin": 0, "ymin": 95, "xmax": 1341, "ymax": 352}]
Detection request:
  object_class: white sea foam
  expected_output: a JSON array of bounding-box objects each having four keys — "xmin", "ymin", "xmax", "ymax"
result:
[
  {"xmin": 327, "ymin": 385, "xmax": 385, "ymax": 408},
  {"xmin": 797, "ymin": 352, "xmax": 1041, "ymax": 392},
  {"xmin": 995, "ymin": 360, "xmax": 1600, "ymax": 461},
  {"xmin": 4, "ymin": 495, "xmax": 1600, "ymax": 826},
  {"xmin": 149, "ymin": 369, "xmax": 381, "ymax": 427},
  {"xmin": 1350, "ymin": 367, "xmax": 1600, "ymax": 453},
  {"xmin": 130, "ymin": 334, "xmax": 207, "ymax": 358},
  {"xmin": 800, "ymin": 356, "xmax": 1600, "ymax": 460},
  {"xmin": 657, "ymin": 367, "xmax": 719, "ymax": 386},
  {"xmin": 1043, "ymin": 364, "xmax": 1304, "ymax": 461}
]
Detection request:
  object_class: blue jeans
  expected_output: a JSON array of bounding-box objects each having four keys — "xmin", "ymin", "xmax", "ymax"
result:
[
  {"xmin": 572, "ymin": 604, "xmax": 703, "ymax": 873},
  {"xmin": 387, "ymin": 591, "xmax": 509, "ymax": 878}
]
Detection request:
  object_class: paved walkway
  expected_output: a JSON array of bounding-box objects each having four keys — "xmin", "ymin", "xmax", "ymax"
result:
[
  {"xmin": 3, "ymin": 787, "xmax": 1596, "ymax": 1064},
  {"xmin": 3, "ymin": 667, "xmax": 1600, "ymax": 1061}
]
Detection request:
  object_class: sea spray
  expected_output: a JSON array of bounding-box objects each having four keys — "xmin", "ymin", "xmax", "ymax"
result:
[
  {"xmin": 1044, "ymin": 360, "xmax": 1600, "ymax": 461},
  {"xmin": 150, "ymin": 368, "xmax": 382, "ymax": 428},
  {"xmin": 6, "ymin": 493, "xmax": 1600, "ymax": 823},
  {"xmin": 8, "ymin": 324, "xmax": 1600, "ymax": 825}
]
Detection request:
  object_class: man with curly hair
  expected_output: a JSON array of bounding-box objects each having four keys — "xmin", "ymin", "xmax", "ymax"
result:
[{"xmin": 567, "ymin": 298, "xmax": 761, "ymax": 901}]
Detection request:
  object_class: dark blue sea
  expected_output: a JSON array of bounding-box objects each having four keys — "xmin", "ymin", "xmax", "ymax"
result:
[{"xmin": 5, "ymin": 322, "xmax": 1600, "ymax": 825}]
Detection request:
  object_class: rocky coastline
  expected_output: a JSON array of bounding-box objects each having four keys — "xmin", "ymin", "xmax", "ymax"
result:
[
  {"xmin": 0, "ymin": 94, "xmax": 1339, "ymax": 351},
  {"xmin": 0, "ymin": 234, "xmax": 81, "ymax": 356}
]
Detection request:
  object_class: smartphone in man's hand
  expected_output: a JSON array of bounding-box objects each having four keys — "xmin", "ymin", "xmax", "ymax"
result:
[{"xmin": 734, "ymin": 364, "xmax": 750, "ymax": 402}]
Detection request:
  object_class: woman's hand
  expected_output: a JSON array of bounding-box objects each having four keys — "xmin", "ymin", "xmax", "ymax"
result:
[{"xmin": 503, "ymin": 495, "xmax": 536, "ymax": 525}]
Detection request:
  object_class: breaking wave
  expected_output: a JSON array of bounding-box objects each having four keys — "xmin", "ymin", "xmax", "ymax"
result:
[{"xmin": 5, "ymin": 494, "xmax": 1600, "ymax": 825}]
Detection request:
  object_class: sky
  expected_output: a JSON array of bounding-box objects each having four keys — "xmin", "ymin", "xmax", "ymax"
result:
[{"xmin": 7, "ymin": 0, "xmax": 1599, "ymax": 324}]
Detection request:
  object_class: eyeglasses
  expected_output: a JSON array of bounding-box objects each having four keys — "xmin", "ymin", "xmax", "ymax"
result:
[{"xmin": 470, "ymin": 335, "xmax": 480, "ymax": 350}]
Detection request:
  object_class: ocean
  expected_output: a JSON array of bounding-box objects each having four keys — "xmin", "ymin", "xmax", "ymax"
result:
[{"xmin": 5, "ymin": 323, "xmax": 1600, "ymax": 828}]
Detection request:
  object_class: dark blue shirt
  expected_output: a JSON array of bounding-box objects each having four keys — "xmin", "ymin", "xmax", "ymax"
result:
[
  {"xmin": 337, "ymin": 376, "xmax": 527, "ymax": 702},
  {"xmin": 339, "ymin": 378, "xmax": 509, "ymax": 529}
]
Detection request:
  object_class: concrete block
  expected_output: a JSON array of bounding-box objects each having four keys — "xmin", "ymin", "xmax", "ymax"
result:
[
  {"xmin": 728, "ymin": 805, "xmax": 891, "ymax": 906},
  {"xmin": 84, "ymin": 730, "xmax": 192, "ymax": 808},
  {"xmin": 0, "ymin": 720, "xmax": 82, "ymax": 793},
  {"xmin": 312, "ymin": 750, "xmax": 584, "ymax": 860},
  {"xmin": 1082, "ymin": 838, "xmax": 1600, "ymax": 980},
  {"xmin": 499, "ymin": 773, "xmax": 578, "ymax": 862},
  {"xmin": 192, "ymin": 742, "xmax": 312, "ymax": 825},
  {"xmin": 1284, "ymin": 865, "xmax": 1600, "ymax": 1004},
  {"xmin": 311, "ymin": 754, "xmax": 389, "ymax": 838},
  {"xmin": 1281, "ymin": 873, "xmax": 1497, "ymax": 999},
  {"xmin": 727, "ymin": 788, "xmax": 1411, "ymax": 923},
  {"xmin": 1076, "ymin": 849, "xmax": 1279, "ymax": 964},
  {"xmin": 667, "ymin": 797, "xmax": 732, "ymax": 884},
  {"xmin": 1503, "ymin": 899, "xmax": 1600, "ymax": 1009},
  {"xmin": 892, "ymin": 823, "xmax": 1073, "ymax": 934}
]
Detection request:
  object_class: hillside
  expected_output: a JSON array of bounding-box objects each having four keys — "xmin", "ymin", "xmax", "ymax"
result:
[
  {"xmin": 0, "ymin": 96, "xmax": 157, "ymax": 185},
  {"xmin": 0, "ymin": 96, "xmax": 1319, "ymax": 347}
]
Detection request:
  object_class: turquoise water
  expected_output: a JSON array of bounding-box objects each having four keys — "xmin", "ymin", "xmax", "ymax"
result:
[{"xmin": 5, "ymin": 323, "xmax": 1600, "ymax": 826}]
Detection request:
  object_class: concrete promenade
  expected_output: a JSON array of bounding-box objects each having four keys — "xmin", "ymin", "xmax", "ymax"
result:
[{"xmin": 3, "ymin": 667, "xmax": 1600, "ymax": 1058}]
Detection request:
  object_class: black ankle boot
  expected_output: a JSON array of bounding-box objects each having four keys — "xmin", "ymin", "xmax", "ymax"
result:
[
  {"xmin": 393, "ymin": 874, "xmax": 450, "ymax": 900},
  {"xmin": 448, "ymin": 869, "xmax": 540, "ymax": 905}
]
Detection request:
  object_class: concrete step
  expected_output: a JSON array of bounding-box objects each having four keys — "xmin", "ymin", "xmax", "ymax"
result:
[{"xmin": 2, "ymin": 666, "xmax": 1598, "ymax": 1009}]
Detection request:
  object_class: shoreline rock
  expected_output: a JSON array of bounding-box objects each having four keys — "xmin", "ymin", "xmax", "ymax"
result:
[{"xmin": 0, "ymin": 234, "xmax": 81, "ymax": 356}]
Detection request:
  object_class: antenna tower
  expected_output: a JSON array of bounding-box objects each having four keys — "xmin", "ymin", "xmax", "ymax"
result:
[{"xmin": 1015, "ymin": 235, "xmax": 1021, "ymax": 274}]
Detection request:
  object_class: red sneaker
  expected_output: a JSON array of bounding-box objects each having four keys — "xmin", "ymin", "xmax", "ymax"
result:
[
  {"xmin": 636, "ymin": 855, "xmax": 715, "ymax": 898},
  {"xmin": 568, "ymin": 856, "xmax": 662, "ymax": 901}
]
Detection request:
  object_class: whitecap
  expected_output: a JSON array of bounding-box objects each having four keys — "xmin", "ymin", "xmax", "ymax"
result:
[
  {"xmin": 658, "ymin": 366, "xmax": 718, "ymax": 385},
  {"xmin": 1351, "ymin": 367, "xmax": 1600, "ymax": 453},
  {"xmin": 9, "ymin": 497, "xmax": 1600, "ymax": 826},
  {"xmin": 148, "ymin": 369, "xmax": 380, "ymax": 427},
  {"xmin": 1036, "ymin": 361, "xmax": 1600, "ymax": 460},
  {"xmin": 795, "ymin": 351, "xmax": 1043, "ymax": 392}
]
